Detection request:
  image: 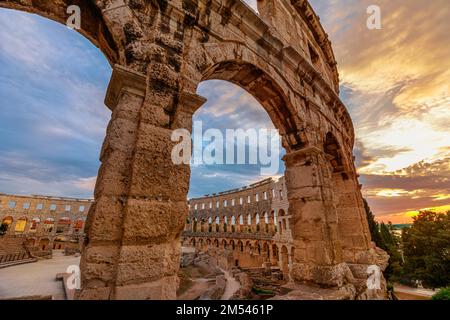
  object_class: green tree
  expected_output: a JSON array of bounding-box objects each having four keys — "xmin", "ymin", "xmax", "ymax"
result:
[
  {"xmin": 380, "ymin": 222, "xmax": 397, "ymax": 248},
  {"xmin": 363, "ymin": 199, "xmax": 405, "ymax": 280},
  {"xmin": 402, "ymin": 211, "xmax": 450, "ymax": 289},
  {"xmin": 363, "ymin": 198, "xmax": 384, "ymax": 248},
  {"xmin": 432, "ymin": 287, "xmax": 450, "ymax": 300}
]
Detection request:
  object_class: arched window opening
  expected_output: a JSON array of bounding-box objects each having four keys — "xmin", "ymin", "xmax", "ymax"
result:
[
  {"xmin": 1, "ymin": 216, "xmax": 13, "ymax": 234},
  {"xmin": 43, "ymin": 218, "xmax": 55, "ymax": 233},
  {"xmin": 14, "ymin": 217, "xmax": 27, "ymax": 233}
]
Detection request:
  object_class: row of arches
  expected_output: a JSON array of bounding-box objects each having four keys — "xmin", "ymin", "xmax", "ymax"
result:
[
  {"xmin": 24, "ymin": 237, "xmax": 78, "ymax": 251},
  {"xmin": 186, "ymin": 209, "xmax": 289, "ymax": 235},
  {"xmin": 185, "ymin": 237, "xmax": 294, "ymax": 276},
  {"xmin": 1, "ymin": 216, "xmax": 85, "ymax": 234}
]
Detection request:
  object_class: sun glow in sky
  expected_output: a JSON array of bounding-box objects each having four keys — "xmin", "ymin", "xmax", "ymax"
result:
[
  {"xmin": 0, "ymin": 1, "xmax": 448, "ymax": 224},
  {"xmin": 308, "ymin": 0, "xmax": 450, "ymax": 223}
]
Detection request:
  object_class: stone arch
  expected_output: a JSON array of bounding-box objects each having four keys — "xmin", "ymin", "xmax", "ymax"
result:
[
  {"xmin": 29, "ymin": 217, "xmax": 41, "ymax": 232},
  {"xmin": 215, "ymin": 216, "xmax": 220, "ymax": 232},
  {"xmin": 39, "ymin": 238, "xmax": 50, "ymax": 251},
  {"xmin": 56, "ymin": 217, "xmax": 71, "ymax": 234},
  {"xmin": 263, "ymin": 212, "xmax": 270, "ymax": 233},
  {"xmin": 238, "ymin": 240, "xmax": 244, "ymax": 252},
  {"xmin": 245, "ymin": 241, "xmax": 252, "ymax": 254},
  {"xmin": 255, "ymin": 213, "xmax": 260, "ymax": 232},
  {"xmin": 231, "ymin": 215, "xmax": 236, "ymax": 233},
  {"xmin": 43, "ymin": 218, "xmax": 55, "ymax": 233},
  {"xmin": 1, "ymin": 216, "xmax": 13, "ymax": 232},
  {"xmin": 14, "ymin": 217, "xmax": 28, "ymax": 233},
  {"xmin": 198, "ymin": 58, "xmax": 306, "ymax": 151},
  {"xmin": 223, "ymin": 216, "xmax": 228, "ymax": 233},
  {"xmin": 254, "ymin": 241, "xmax": 261, "ymax": 255},
  {"xmin": 230, "ymin": 240, "xmax": 235, "ymax": 251},
  {"xmin": 0, "ymin": 0, "xmax": 122, "ymax": 64},
  {"xmin": 25, "ymin": 237, "xmax": 36, "ymax": 248}
]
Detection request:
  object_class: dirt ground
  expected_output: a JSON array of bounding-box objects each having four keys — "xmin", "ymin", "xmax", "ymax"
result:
[{"xmin": 177, "ymin": 265, "xmax": 216, "ymax": 300}]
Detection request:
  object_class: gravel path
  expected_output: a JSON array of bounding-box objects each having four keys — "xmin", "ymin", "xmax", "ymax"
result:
[{"xmin": 220, "ymin": 268, "xmax": 240, "ymax": 300}]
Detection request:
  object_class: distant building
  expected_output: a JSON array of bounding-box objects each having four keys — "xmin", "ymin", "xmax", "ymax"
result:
[
  {"xmin": 0, "ymin": 193, "xmax": 92, "ymax": 252},
  {"xmin": 182, "ymin": 177, "xmax": 294, "ymax": 279}
]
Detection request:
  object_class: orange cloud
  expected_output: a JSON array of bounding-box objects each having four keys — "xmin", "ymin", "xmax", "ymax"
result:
[
  {"xmin": 376, "ymin": 204, "xmax": 450, "ymax": 224},
  {"xmin": 310, "ymin": 0, "xmax": 450, "ymax": 220}
]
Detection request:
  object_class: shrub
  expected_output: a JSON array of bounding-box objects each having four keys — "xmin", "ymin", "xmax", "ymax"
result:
[{"xmin": 432, "ymin": 287, "xmax": 450, "ymax": 300}]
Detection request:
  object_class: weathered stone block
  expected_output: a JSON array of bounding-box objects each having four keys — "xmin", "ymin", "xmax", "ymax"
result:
[
  {"xmin": 76, "ymin": 287, "xmax": 112, "ymax": 300},
  {"xmin": 116, "ymin": 243, "xmax": 180, "ymax": 285},
  {"xmin": 87, "ymin": 196, "xmax": 124, "ymax": 242},
  {"xmin": 95, "ymin": 150, "xmax": 133, "ymax": 197},
  {"xmin": 112, "ymin": 92, "xmax": 143, "ymax": 122},
  {"xmin": 103, "ymin": 117, "xmax": 138, "ymax": 154},
  {"xmin": 122, "ymin": 199, "xmax": 186, "ymax": 243}
]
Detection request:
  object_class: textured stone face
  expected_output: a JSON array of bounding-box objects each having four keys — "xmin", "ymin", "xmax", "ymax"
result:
[{"xmin": 0, "ymin": 0, "xmax": 387, "ymax": 299}]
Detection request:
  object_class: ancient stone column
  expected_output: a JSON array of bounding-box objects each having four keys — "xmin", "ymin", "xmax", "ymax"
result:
[
  {"xmin": 283, "ymin": 146, "xmax": 352, "ymax": 287},
  {"xmin": 77, "ymin": 65, "xmax": 206, "ymax": 300},
  {"xmin": 332, "ymin": 169, "xmax": 374, "ymax": 264}
]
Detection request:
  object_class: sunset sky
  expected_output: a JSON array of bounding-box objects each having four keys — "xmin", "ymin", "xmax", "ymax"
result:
[{"xmin": 0, "ymin": 1, "xmax": 448, "ymax": 223}]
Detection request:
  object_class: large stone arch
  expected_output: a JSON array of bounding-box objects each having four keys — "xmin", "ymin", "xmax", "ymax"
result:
[
  {"xmin": 196, "ymin": 57, "xmax": 306, "ymax": 150},
  {"xmin": 1, "ymin": 0, "xmax": 387, "ymax": 300}
]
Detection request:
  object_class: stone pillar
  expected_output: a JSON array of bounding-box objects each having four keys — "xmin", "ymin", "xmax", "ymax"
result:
[
  {"xmin": 251, "ymin": 214, "xmax": 257, "ymax": 233},
  {"xmin": 218, "ymin": 217, "xmax": 223, "ymax": 234},
  {"xmin": 77, "ymin": 65, "xmax": 206, "ymax": 300},
  {"xmin": 283, "ymin": 146, "xmax": 351, "ymax": 287},
  {"xmin": 332, "ymin": 170, "xmax": 373, "ymax": 264},
  {"xmin": 288, "ymin": 251, "xmax": 293, "ymax": 281}
]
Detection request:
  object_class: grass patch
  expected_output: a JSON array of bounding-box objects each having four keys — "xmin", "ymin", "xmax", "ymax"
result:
[{"xmin": 252, "ymin": 286, "xmax": 275, "ymax": 295}]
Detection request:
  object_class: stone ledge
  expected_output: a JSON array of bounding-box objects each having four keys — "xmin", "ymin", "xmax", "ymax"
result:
[{"xmin": 105, "ymin": 64, "xmax": 146, "ymax": 110}]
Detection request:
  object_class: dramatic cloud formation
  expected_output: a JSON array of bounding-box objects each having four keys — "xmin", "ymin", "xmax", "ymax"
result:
[{"xmin": 309, "ymin": 0, "xmax": 450, "ymax": 222}]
